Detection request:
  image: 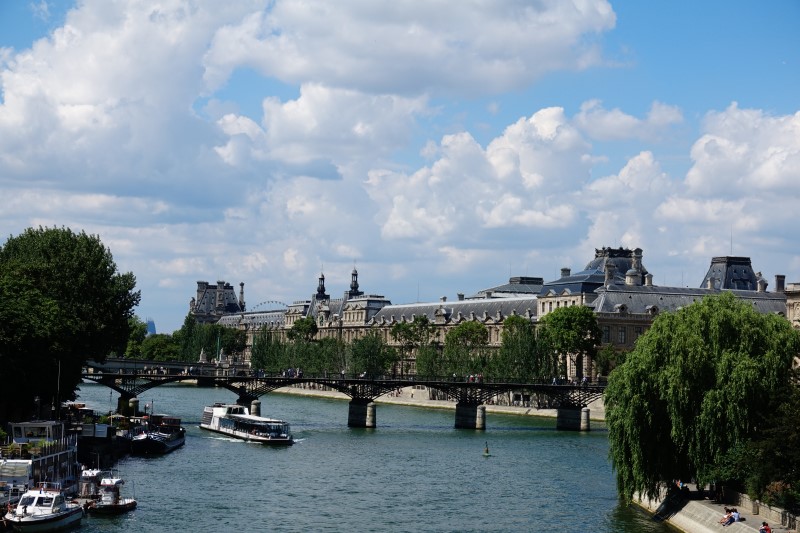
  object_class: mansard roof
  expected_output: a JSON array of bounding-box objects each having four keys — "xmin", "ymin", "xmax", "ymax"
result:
[
  {"xmin": 370, "ymin": 296, "xmax": 538, "ymax": 325},
  {"xmin": 470, "ymin": 276, "xmax": 544, "ymax": 298},
  {"xmin": 540, "ymin": 246, "xmax": 648, "ymax": 296},
  {"xmin": 216, "ymin": 309, "xmax": 286, "ymax": 329},
  {"xmin": 699, "ymin": 256, "xmax": 761, "ymax": 290},
  {"xmin": 591, "ymin": 283, "xmax": 786, "ymax": 316}
]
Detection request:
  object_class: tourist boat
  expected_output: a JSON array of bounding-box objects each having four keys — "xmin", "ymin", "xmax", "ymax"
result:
[
  {"xmin": 85, "ymin": 477, "xmax": 136, "ymax": 515},
  {"xmin": 3, "ymin": 482, "xmax": 83, "ymax": 532},
  {"xmin": 199, "ymin": 403, "xmax": 293, "ymax": 445},
  {"xmin": 129, "ymin": 414, "xmax": 185, "ymax": 455}
]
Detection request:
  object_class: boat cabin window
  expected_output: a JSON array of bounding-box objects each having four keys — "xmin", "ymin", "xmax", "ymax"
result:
[
  {"xmin": 54, "ymin": 495, "xmax": 64, "ymax": 505},
  {"xmin": 39, "ymin": 496, "xmax": 54, "ymax": 506},
  {"xmin": 19, "ymin": 496, "xmax": 35, "ymax": 506}
]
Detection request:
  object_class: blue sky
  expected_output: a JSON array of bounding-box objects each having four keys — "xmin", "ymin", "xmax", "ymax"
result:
[{"xmin": 1, "ymin": 0, "xmax": 798, "ymax": 333}]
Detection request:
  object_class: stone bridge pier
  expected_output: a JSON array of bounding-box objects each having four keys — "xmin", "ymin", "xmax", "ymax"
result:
[
  {"xmin": 454, "ymin": 403, "xmax": 486, "ymax": 430},
  {"xmin": 556, "ymin": 407, "xmax": 591, "ymax": 431},
  {"xmin": 348, "ymin": 398, "xmax": 377, "ymax": 428}
]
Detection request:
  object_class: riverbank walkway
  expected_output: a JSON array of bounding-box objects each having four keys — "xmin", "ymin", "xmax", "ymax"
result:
[{"xmin": 638, "ymin": 485, "xmax": 794, "ymax": 533}]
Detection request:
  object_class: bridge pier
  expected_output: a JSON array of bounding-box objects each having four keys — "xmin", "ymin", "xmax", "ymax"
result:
[
  {"xmin": 556, "ymin": 407, "xmax": 591, "ymax": 431},
  {"xmin": 454, "ymin": 403, "xmax": 485, "ymax": 430},
  {"xmin": 348, "ymin": 399, "xmax": 376, "ymax": 428},
  {"xmin": 250, "ymin": 400, "xmax": 261, "ymax": 417},
  {"xmin": 115, "ymin": 395, "xmax": 137, "ymax": 416}
]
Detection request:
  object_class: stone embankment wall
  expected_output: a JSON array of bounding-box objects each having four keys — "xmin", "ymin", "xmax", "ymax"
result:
[{"xmin": 636, "ymin": 488, "xmax": 798, "ymax": 533}]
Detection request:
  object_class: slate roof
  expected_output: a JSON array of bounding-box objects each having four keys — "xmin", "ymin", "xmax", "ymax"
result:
[
  {"xmin": 469, "ymin": 276, "xmax": 544, "ymax": 298},
  {"xmin": 539, "ymin": 247, "xmax": 648, "ymax": 297},
  {"xmin": 217, "ymin": 309, "xmax": 286, "ymax": 329},
  {"xmin": 370, "ymin": 296, "xmax": 538, "ymax": 325},
  {"xmin": 591, "ymin": 283, "xmax": 786, "ymax": 315}
]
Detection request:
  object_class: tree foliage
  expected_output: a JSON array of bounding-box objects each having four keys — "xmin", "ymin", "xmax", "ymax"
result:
[
  {"xmin": 0, "ymin": 227, "xmax": 140, "ymax": 421},
  {"xmin": 349, "ymin": 332, "xmax": 397, "ymax": 377},
  {"xmin": 250, "ymin": 328, "xmax": 286, "ymax": 372},
  {"xmin": 391, "ymin": 316, "xmax": 434, "ymax": 376},
  {"xmin": 287, "ymin": 317, "xmax": 318, "ymax": 343},
  {"xmin": 537, "ymin": 305, "xmax": 601, "ymax": 379},
  {"xmin": 124, "ymin": 316, "xmax": 149, "ymax": 358},
  {"xmin": 605, "ymin": 292, "xmax": 800, "ymax": 502},
  {"xmin": 494, "ymin": 314, "xmax": 544, "ymax": 381},
  {"xmin": 140, "ymin": 334, "xmax": 181, "ymax": 362},
  {"xmin": 442, "ymin": 321, "xmax": 489, "ymax": 377}
]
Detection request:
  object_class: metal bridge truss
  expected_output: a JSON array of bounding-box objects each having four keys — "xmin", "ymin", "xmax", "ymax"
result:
[
  {"xmin": 81, "ymin": 373, "xmax": 189, "ymax": 399},
  {"xmin": 81, "ymin": 372, "xmax": 604, "ymax": 410}
]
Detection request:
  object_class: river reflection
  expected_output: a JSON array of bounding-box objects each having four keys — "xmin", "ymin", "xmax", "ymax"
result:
[{"xmin": 74, "ymin": 382, "xmax": 670, "ymax": 533}]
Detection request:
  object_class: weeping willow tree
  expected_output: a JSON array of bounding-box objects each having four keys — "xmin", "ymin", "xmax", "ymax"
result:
[{"xmin": 605, "ymin": 292, "xmax": 800, "ymax": 502}]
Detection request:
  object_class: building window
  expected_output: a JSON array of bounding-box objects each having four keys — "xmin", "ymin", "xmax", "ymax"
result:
[
  {"xmin": 602, "ymin": 326, "xmax": 610, "ymax": 343},
  {"xmin": 634, "ymin": 326, "xmax": 643, "ymax": 339},
  {"xmin": 618, "ymin": 327, "xmax": 626, "ymax": 345},
  {"xmin": 548, "ymin": 302, "xmax": 553, "ymax": 312}
]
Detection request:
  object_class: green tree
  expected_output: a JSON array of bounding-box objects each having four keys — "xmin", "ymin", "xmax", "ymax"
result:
[
  {"xmin": 349, "ymin": 332, "xmax": 397, "ymax": 377},
  {"xmin": 594, "ymin": 343, "xmax": 624, "ymax": 377},
  {"xmin": 537, "ymin": 305, "xmax": 601, "ymax": 380},
  {"xmin": 140, "ymin": 334, "xmax": 181, "ymax": 362},
  {"xmin": 495, "ymin": 314, "xmax": 539, "ymax": 381},
  {"xmin": 288, "ymin": 317, "xmax": 318, "ymax": 343},
  {"xmin": 124, "ymin": 316, "xmax": 149, "ymax": 358},
  {"xmin": 605, "ymin": 292, "xmax": 800, "ymax": 501},
  {"xmin": 391, "ymin": 316, "xmax": 434, "ymax": 376},
  {"xmin": 0, "ymin": 227, "xmax": 139, "ymax": 421},
  {"xmin": 442, "ymin": 321, "xmax": 489, "ymax": 377},
  {"xmin": 250, "ymin": 327, "xmax": 287, "ymax": 372},
  {"xmin": 173, "ymin": 313, "xmax": 201, "ymax": 361}
]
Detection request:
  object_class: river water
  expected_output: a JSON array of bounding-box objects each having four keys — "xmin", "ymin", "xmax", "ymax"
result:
[{"xmin": 73, "ymin": 382, "xmax": 672, "ymax": 533}]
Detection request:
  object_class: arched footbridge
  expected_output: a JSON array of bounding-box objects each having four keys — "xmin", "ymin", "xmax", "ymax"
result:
[{"xmin": 82, "ymin": 359, "xmax": 606, "ymax": 431}]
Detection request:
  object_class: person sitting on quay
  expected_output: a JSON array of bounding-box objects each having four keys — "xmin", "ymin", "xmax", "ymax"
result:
[
  {"xmin": 759, "ymin": 521, "xmax": 772, "ymax": 533},
  {"xmin": 718, "ymin": 508, "xmax": 733, "ymax": 526},
  {"xmin": 721, "ymin": 507, "xmax": 739, "ymax": 527}
]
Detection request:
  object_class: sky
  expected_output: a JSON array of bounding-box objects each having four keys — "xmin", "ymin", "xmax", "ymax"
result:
[{"xmin": 1, "ymin": 1, "xmax": 798, "ymax": 334}]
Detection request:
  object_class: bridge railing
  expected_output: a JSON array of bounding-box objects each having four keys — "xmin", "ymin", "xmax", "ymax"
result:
[{"xmin": 86, "ymin": 368, "xmax": 605, "ymax": 388}]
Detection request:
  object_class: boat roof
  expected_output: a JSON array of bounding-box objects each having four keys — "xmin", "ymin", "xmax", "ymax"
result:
[
  {"xmin": 100, "ymin": 478, "xmax": 124, "ymax": 486},
  {"xmin": 229, "ymin": 413, "xmax": 287, "ymax": 424}
]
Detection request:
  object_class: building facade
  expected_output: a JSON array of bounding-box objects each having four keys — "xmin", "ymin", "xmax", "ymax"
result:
[{"xmin": 197, "ymin": 247, "xmax": 792, "ymax": 378}]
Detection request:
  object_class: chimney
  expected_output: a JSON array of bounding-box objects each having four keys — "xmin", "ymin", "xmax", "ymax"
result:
[
  {"xmin": 560, "ymin": 267, "xmax": 571, "ymax": 278},
  {"xmin": 604, "ymin": 263, "xmax": 616, "ymax": 287},
  {"xmin": 706, "ymin": 277, "xmax": 715, "ymax": 290},
  {"xmin": 485, "ymin": 291, "xmax": 493, "ymax": 299},
  {"xmin": 457, "ymin": 293, "xmax": 465, "ymax": 301},
  {"xmin": 440, "ymin": 296, "xmax": 447, "ymax": 302},
  {"xmin": 644, "ymin": 273, "xmax": 653, "ymax": 287},
  {"xmin": 757, "ymin": 278, "xmax": 767, "ymax": 292},
  {"xmin": 775, "ymin": 274, "xmax": 786, "ymax": 293}
]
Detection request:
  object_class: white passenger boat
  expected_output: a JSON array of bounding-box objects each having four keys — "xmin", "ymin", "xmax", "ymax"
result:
[
  {"xmin": 199, "ymin": 403, "xmax": 293, "ymax": 445},
  {"xmin": 3, "ymin": 482, "xmax": 83, "ymax": 532}
]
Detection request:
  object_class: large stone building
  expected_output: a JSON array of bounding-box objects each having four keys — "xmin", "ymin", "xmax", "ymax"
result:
[
  {"xmin": 198, "ymin": 247, "xmax": 792, "ymax": 378},
  {"xmin": 190, "ymin": 280, "xmax": 246, "ymax": 324}
]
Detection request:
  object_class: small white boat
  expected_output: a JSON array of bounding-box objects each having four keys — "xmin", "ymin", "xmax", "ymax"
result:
[
  {"xmin": 86, "ymin": 477, "xmax": 136, "ymax": 515},
  {"xmin": 3, "ymin": 482, "xmax": 83, "ymax": 532},
  {"xmin": 200, "ymin": 403, "xmax": 293, "ymax": 445}
]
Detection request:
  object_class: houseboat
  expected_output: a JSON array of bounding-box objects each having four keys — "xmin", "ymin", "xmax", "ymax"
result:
[
  {"xmin": 0, "ymin": 421, "xmax": 81, "ymax": 503},
  {"xmin": 129, "ymin": 414, "xmax": 185, "ymax": 455},
  {"xmin": 199, "ymin": 403, "xmax": 293, "ymax": 445}
]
